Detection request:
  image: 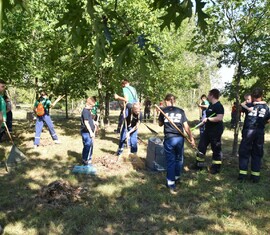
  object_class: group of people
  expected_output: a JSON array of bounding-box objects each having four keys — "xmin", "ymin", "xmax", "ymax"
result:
[{"xmin": 1, "ymin": 78, "xmax": 270, "ymax": 194}]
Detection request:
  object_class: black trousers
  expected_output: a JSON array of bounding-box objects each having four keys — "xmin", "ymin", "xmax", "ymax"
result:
[
  {"xmin": 197, "ymin": 127, "xmax": 224, "ymax": 165},
  {"xmin": 238, "ymin": 128, "xmax": 264, "ymax": 176}
]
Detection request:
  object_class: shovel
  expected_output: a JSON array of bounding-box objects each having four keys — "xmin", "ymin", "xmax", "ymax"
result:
[{"xmin": 3, "ymin": 122, "xmax": 26, "ymax": 171}]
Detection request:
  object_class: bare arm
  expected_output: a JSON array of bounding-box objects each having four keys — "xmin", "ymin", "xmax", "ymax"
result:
[
  {"xmin": 241, "ymin": 101, "xmax": 253, "ymax": 112},
  {"xmin": 254, "ymin": 101, "xmax": 267, "ymax": 105},
  {"xmin": 207, "ymin": 114, "xmax": 224, "ymax": 122},
  {"xmin": 183, "ymin": 122, "xmax": 195, "ymax": 147},
  {"xmin": 114, "ymin": 94, "xmax": 128, "ymax": 103}
]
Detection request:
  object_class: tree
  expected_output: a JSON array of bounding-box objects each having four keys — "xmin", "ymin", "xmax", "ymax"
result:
[{"xmin": 190, "ymin": 0, "xmax": 270, "ymax": 156}]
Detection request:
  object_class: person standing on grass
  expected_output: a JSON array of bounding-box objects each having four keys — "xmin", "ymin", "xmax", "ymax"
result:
[
  {"xmin": 197, "ymin": 94, "xmax": 209, "ymax": 137},
  {"xmin": 114, "ymin": 79, "xmax": 138, "ymax": 155},
  {"xmin": 0, "ymin": 94, "xmax": 12, "ymax": 141},
  {"xmin": 91, "ymin": 96, "xmax": 99, "ymax": 121},
  {"xmin": 81, "ymin": 97, "xmax": 98, "ymax": 165},
  {"xmin": 33, "ymin": 91, "xmax": 60, "ymax": 148},
  {"xmin": 143, "ymin": 98, "xmax": 152, "ymax": 122},
  {"xmin": 238, "ymin": 88, "xmax": 270, "ymax": 183},
  {"xmin": 116, "ymin": 102, "xmax": 142, "ymax": 158},
  {"xmin": 4, "ymin": 94, "xmax": 12, "ymax": 133},
  {"xmin": 0, "ymin": 79, "xmax": 6, "ymax": 133},
  {"xmin": 195, "ymin": 89, "xmax": 224, "ymax": 174},
  {"xmin": 114, "ymin": 79, "xmax": 138, "ymax": 111},
  {"xmin": 158, "ymin": 94, "xmax": 195, "ymax": 193}
]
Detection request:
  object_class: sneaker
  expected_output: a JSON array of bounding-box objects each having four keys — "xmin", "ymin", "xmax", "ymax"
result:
[
  {"xmin": 33, "ymin": 145, "xmax": 38, "ymax": 149},
  {"xmin": 54, "ymin": 140, "xmax": 61, "ymax": 144},
  {"xmin": 82, "ymin": 160, "xmax": 92, "ymax": 166},
  {"xmin": 166, "ymin": 184, "xmax": 177, "ymax": 195},
  {"xmin": 175, "ymin": 176, "xmax": 180, "ymax": 184}
]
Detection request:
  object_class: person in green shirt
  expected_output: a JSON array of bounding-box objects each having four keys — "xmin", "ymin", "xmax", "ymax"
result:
[
  {"xmin": 114, "ymin": 79, "xmax": 138, "ymax": 110},
  {"xmin": 0, "ymin": 79, "xmax": 7, "ymax": 130},
  {"xmin": 90, "ymin": 96, "xmax": 99, "ymax": 121},
  {"xmin": 33, "ymin": 91, "xmax": 60, "ymax": 148}
]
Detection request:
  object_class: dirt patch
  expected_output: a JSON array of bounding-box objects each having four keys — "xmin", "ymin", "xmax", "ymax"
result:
[
  {"xmin": 93, "ymin": 154, "xmax": 146, "ymax": 176},
  {"xmin": 36, "ymin": 179, "xmax": 83, "ymax": 207}
]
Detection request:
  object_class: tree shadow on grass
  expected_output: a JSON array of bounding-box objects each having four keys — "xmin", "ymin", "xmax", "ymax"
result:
[
  {"xmin": 1, "ymin": 119, "xmax": 270, "ymax": 234},
  {"xmin": 67, "ymin": 150, "xmax": 81, "ymax": 164}
]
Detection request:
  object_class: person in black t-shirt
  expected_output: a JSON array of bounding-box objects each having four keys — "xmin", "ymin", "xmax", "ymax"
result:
[
  {"xmin": 238, "ymin": 88, "xmax": 270, "ymax": 183},
  {"xmin": 195, "ymin": 89, "xmax": 224, "ymax": 174},
  {"xmin": 158, "ymin": 94, "xmax": 195, "ymax": 193},
  {"xmin": 81, "ymin": 97, "xmax": 98, "ymax": 165},
  {"xmin": 116, "ymin": 102, "xmax": 142, "ymax": 158},
  {"xmin": 144, "ymin": 98, "xmax": 152, "ymax": 122}
]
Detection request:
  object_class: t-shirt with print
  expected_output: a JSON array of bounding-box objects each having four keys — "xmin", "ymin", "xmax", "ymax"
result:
[
  {"xmin": 81, "ymin": 108, "xmax": 95, "ymax": 133},
  {"xmin": 243, "ymin": 103, "xmax": 270, "ymax": 129},
  {"xmin": 158, "ymin": 106, "xmax": 188, "ymax": 139},
  {"xmin": 205, "ymin": 101, "xmax": 224, "ymax": 130}
]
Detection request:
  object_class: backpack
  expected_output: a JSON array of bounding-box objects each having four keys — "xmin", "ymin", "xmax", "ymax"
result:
[{"xmin": 36, "ymin": 102, "xmax": 45, "ymax": 117}]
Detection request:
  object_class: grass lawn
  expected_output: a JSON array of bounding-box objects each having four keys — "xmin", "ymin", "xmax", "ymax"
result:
[{"xmin": 0, "ymin": 108, "xmax": 270, "ymax": 234}]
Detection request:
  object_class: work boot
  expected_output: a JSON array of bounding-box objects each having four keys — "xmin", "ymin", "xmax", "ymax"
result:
[
  {"xmin": 250, "ymin": 175, "xmax": 260, "ymax": 183},
  {"xmin": 210, "ymin": 164, "xmax": 221, "ymax": 174},
  {"xmin": 238, "ymin": 174, "xmax": 248, "ymax": 182}
]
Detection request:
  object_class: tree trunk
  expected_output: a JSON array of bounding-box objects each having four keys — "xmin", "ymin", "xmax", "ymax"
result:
[
  {"xmin": 65, "ymin": 92, "xmax": 68, "ymax": 119},
  {"xmin": 231, "ymin": 62, "xmax": 242, "ymax": 157},
  {"xmin": 98, "ymin": 77, "xmax": 106, "ymax": 139},
  {"xmin": 104, "ymin": 91, "xmax": 110, "ymax": 125},
  {"xmin": 0, "ymin": 0, "xmax": 3, "ymax": 32}
]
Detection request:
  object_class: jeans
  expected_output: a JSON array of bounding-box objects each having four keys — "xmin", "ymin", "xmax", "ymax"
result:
[
  {"xmin": 34, "ymin": 113, "xmax": 58, "ymax": 145},
  {"xmin": 81, "ymin": 132, "xmax": 93, "ymax": 164},
  {"xmin": 163, "ymin": 136, "xmax": 184, "ymax": 185},
  {"xmin": 117, "ymin": 123, "xmax": 138, "ymax": 155}
]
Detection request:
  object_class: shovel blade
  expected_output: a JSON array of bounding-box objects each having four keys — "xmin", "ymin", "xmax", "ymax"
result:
[{"xmin": 7, "ymin": 145, "xmax": 27, "ymax": 166}]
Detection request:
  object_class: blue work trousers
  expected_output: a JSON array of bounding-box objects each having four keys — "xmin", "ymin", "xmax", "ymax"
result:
[
  {"xmin": 34, "ymin": 114, "xmax": 58, "ymax": 145},
  {"xmin": 238, "ymin": 128, "xmax": 264, "ymax": 174},
  {"xmin": 163, "ymin": 136, "xmax": 184, "ymax": 183}
]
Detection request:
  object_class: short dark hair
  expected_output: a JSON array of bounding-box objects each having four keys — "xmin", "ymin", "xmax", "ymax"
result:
[
  {"xmin": 0, "ymin": 79, "xmax": 6, "ymax": 84},
  {"xmin": 164, "ymin": 93, "xmax": 176, "ymax": 102},
  {"xmin": 209, "ymin": 89, "xmax": 220, "ymax": 99},
  {"xmin": 201, "ymin": 94, "xmax": 207, "ymax": 99},
  {"xmin": 252, "ymin": 88, "xmax": 263, "ymax": 99},
  {"xmin": 40, "ymin": 91, "xmax": 47, "ymax": 96},
  {"xmin": 121, "ymin": 79, "xmax": 129, "ymax": 86}
]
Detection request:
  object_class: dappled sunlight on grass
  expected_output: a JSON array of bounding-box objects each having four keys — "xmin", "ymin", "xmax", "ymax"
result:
[{"xmin": 0, "ymin": 108, "xmax": 270, "ymax": 234}]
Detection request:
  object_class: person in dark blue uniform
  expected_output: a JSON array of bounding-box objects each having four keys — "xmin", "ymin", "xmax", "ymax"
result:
[
  {"xmin": 195, "ymin": 89, "xmax": 224, "ymax": 174},
  {"xmin": 238, "ymin": 88, "xmax": 270, "ymax": 183},
  {"xmin": 159, "ymin": 94, "xmax": 195, "ymax": 193}
]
